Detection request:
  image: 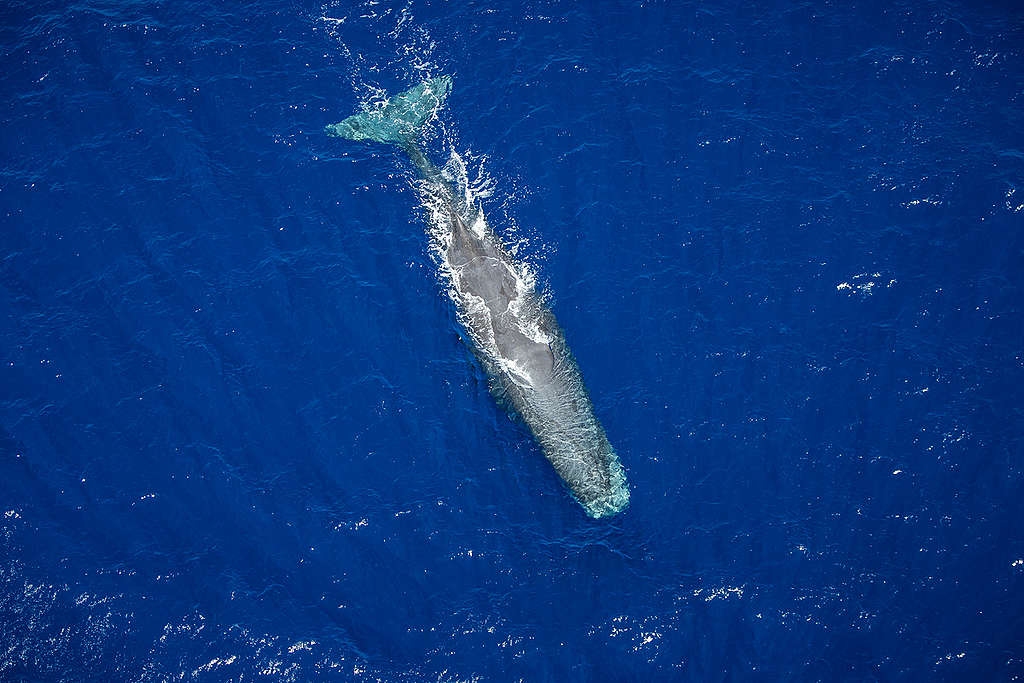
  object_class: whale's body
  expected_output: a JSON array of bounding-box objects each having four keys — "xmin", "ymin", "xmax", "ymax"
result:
[{"xmin": 327, "ymin": 77, "xmax": 628, "ymax": 518}]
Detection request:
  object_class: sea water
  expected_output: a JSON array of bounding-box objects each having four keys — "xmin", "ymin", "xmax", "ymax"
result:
[{"xmin": 2, "ymin": 0, "xmax": 1023, "ymax": 680}]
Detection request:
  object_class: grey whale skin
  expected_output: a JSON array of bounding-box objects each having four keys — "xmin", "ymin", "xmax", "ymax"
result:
[{"xmin": 327, "ymin": 76, "xmax": 628, "ymax": 518}]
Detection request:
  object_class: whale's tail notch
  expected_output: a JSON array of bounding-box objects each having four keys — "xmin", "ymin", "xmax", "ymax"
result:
[{"xmin": 326, "ymin": 75, "xmax": 452, "ymax": 145}]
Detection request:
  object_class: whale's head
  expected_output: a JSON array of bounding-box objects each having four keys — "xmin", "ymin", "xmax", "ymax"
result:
[
  {"xmin": 525, "ymin": 376, "xmax": 630, "ymax": 519},
  {"xmin": 576, "ymin": 451, "xmax": 630, "ymax": 519},
  {"xmin": 542, "ymin": 429, "xmax": 630, "ymax": 519}
]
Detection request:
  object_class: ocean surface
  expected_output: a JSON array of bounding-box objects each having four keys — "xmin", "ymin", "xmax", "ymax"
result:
[{"xmin": 2, "ymin": 0, "xmax": 1023, "ymax": 680}]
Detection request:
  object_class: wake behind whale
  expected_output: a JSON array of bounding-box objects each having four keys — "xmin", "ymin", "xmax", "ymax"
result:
[{"xmin": 327, "ymin": 76, "xmax": 628, "ymax": 518}]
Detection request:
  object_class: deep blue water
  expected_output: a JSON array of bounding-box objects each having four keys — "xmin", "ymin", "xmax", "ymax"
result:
[{"xmin": 3, "ymin": 0, "xmax": 1024, "ymax": 680}]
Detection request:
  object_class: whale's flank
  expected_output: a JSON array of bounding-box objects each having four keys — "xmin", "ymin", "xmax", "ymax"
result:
[{"xmin": 327, "ymin": 77, "xmax": 628, "ymax": 518}]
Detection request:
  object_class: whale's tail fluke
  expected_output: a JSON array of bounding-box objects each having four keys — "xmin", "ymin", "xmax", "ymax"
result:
[{"xmin": 326, "ymin": 76, "xmax": 452, "ymax": 145}]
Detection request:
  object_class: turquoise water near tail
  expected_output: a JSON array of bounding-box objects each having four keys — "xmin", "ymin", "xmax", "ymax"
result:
[{"xmin": 2, "ymin": 1, "xmax": 1023, "ymax": 680}]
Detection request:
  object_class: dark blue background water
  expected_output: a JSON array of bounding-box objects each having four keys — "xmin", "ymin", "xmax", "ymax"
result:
[{"xmin": 3, "ymin": 0, "xmax": 1023, "ymax": 680}]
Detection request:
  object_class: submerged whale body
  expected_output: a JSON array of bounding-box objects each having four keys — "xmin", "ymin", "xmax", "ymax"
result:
[{"xmin": 327, "ymin": 76, "xmax": 628, "ymax": 518}]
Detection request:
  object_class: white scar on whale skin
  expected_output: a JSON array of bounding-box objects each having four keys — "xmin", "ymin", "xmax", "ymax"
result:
[{"xmin": 327, "ymin": 76, "xmax": 629, "ymax": 518}]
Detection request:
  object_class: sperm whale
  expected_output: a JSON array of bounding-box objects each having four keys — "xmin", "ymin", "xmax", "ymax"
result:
[{"xmin": 326, "ymin": 76, "xmax": 628, "ymax": 518}]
